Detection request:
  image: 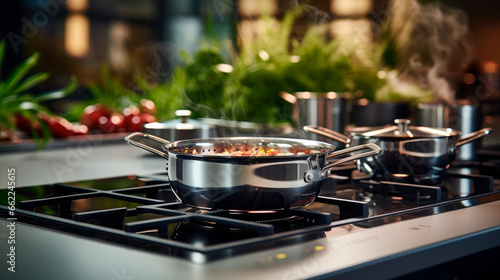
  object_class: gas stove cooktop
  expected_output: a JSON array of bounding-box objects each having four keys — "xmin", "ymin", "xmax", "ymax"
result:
[{"xmin": 1, "ymin": 150, "xmax": 500, "ymax": 279}]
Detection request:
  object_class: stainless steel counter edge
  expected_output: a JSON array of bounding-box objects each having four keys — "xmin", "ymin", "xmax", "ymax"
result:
[
  {"xmin": 205, "ymin": 199, "xmax": 500, "ymax": 279},
  {"xmin": 0, "ymin": 143, "xmax": 166, "ymax": 188}
]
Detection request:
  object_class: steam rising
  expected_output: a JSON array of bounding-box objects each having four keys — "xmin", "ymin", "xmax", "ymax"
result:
[
  {"xmin": 384, "ymin": 0, "xmax": 474, "ymax": 104},
  {"xmin": 281, "ymin": 0, "xmax": 333, "ymax": 25}
]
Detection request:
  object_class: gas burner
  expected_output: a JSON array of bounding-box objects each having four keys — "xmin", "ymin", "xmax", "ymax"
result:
[
  {"xmin": 212, "ymin": 210, "xmax": 304, "ymax": 223},
  {"xmin": 350, "ymin": 168, "xmax": 446, "ymax": 186},
  {"xmin": 358, "ymin": 179, "xmax": 442, "ymax": 203},
  {"xmin": 367, "ymin": 172, "xmax": 444, "ymax": 186},
  {"xmin": 205, "ymin": 209, "xmax": 332, "ymax": 231},
  {"xmin": 441, "ymin": 172, "xmax": 494, "ymax": 198},
  {"xmin": 171, "ymin": 210, "xmax": 327, "ymax": 247}
]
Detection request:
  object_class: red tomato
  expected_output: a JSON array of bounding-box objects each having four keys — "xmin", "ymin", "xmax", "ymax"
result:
[
  {"xmin": 140, "ymin": 99, "xmax": 157, "ymax": 115},
  {"xmin": 125, "ymin": 113, "xmax": 156, "ymax": 132},
  {"xmin": 126, "ymin": 115, "xmax": 142, "ymax": 132},
  {"xmin": 15, "ymin": 114, "xmax": 32, "ymax": 133},
  {"xmin": 0, "ymin": 127, "xmax": 13, "ymax": 141},
  {"xmin": 49, "ymin": 116, "xmax": 75, "ymax": 138},
  {"xmin": 81, "ymin": 104, "xmax": 109, "ymax": 130},
  {"xmin": 122, "ymin": 105, "xmax": 141, "ymax": 131},
  {"xmin": 140, "ymin": 113, "xmax": 156, "ymax": 123},
  {"xmin": 15, "ymin": 114, "xmax": 42, "ymax": 136},
  {"xmin": 98, "ymin": 114, "xmax": 125, "ymax": 133},
  {"xmin": 72, "ymin": 124, "xmax": 89, "ymax": 136}
]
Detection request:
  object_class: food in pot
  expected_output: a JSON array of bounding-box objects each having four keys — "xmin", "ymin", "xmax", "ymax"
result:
[{"xmin": 186, "ymin": 148, "xmax": 306, "ymax": 156}]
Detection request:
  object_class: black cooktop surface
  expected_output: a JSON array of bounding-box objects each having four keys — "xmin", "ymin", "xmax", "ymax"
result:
[{"xmin": 1, "ymin": 151, "xmax": 500, "ymax": 264}]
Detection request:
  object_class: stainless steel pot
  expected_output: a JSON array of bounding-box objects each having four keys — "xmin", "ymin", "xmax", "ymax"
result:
[
  {"xmin": 304, "ymin": 119, "xmax": 492, "ymax": 179},
  {"xmin": 124, "ymin": 132, "xmax": 380, "ymax": 210},
  {"xmin": 280, "ymin": 91, "xmax": 347, "ymax": 141}
]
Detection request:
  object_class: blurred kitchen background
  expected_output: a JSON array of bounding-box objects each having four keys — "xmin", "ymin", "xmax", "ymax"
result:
[{"xmin": 0, "ymin": 0, "xmax": 499, "ymax": 148}]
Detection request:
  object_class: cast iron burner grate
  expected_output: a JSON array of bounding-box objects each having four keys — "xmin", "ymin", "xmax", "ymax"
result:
[{"xmin": 1, "ymin": 176, "xmax": 373, "ymax": 263}]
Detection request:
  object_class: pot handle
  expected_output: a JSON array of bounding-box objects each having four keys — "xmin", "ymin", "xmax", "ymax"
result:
[
  {"xmin": 124, "ymin": 132, "xmax": 170, "ymax": 159},
  {"xmin": 304, "ymin": 143, "xmax": 381, "ymax": 183},
  {"xmin": 303, "ymin": 125, "xmax": 350, "ymax": 144},
  {"xmin": 323, "ymin": 143, "xmax": 381, "ymax": 171},
  {"xmin": 455, "ymin": 128, "xmax": 492, "ymax": 148}
]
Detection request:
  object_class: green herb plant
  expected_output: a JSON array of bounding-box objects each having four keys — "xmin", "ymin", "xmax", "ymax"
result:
[
  {"xmin": 135, "ymin": 5, "xmax": 431, "ymax": 125},
  {"xmin": 135, "ymin": 45, "xmax": 228, "ymax": 122},
  {"xmin": 0, "ymin": 40, "xmax": 77, "ymax": 146}
]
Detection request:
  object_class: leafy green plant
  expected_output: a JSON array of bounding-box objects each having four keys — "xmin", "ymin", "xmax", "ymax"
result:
[
  {"xmin": 135, "ymin": 45, "xmax": 231, "ymax": 122},
  {"xmin": 224, "ymin": 12, "xmax": 296, "ymax": 123},
  {"xmin": 222, "ymin": 8, "xmax": 384, "ymax": 122},
  {"xmin": 135, "ymin": 5, "xmax": 432, "ymax": 125},
  {"xmin": 0, "ymin": 40, "xmax": 77, "ymax": 145},
  {"xmin": 134, "ymin": 73, "xmax": 182, "ymax": 122}
]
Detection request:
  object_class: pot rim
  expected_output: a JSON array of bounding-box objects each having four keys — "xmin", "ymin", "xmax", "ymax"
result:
[{"xmin": 163, "ymin": 136, "xmax": 336, "ymax": 159}]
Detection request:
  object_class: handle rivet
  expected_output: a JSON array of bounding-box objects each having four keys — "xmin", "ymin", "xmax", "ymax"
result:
[{"xmin": 305, "ymin": 173, "xmax": 314, "ymax": 182}]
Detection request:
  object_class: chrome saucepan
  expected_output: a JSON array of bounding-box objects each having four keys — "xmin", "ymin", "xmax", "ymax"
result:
[
  {"xmin": 304, "ymin": 119, "xmax": 492, "ymax": 179},
  {"xmin": 124, "ymin": 132, "xmax": 380, "ymax": 210}
]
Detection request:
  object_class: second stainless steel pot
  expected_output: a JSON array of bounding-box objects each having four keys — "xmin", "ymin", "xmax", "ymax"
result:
[
  {"xmin": 304, "ymin": 119, "xmax": 492, "ymax": 179},
  {"xmin": 280, "ymin": 91, "xmax": 348, "ymax": 142},
  {"xmin": 124, "ymin": 132, "xmax": 380, "ymax": 210}
]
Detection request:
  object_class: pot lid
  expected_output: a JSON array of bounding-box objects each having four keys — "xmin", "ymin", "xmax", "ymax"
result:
[
  {"xmin": 144, "ymin": 110, "xmax": 216, "ymax": 131},
  {"xmin": 346, "ymin": 119, "xmax": 461, "ymax": 138}
]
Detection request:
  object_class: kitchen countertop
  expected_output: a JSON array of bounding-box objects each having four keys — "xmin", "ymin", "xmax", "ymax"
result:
[{"xmin": 0, "ymin": 142, "xmax": 166, "ymax": 188}]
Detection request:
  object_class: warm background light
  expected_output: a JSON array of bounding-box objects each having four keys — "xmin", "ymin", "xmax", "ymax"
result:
[
  {"xmin": 238, "ymin": 18, "xmax": 280, "ymax": 46},
  {"xmin": 329, "ymin": 19, "xmax": 371, "ymax": 44},
  {"xmin": 65, "ymin": 0, "xmax": 89, "ymax": 58},
  {"xmin": 483, "ymin": 61, "xmax": 499, "ymax": 74},
  {"xmin": 67, "ymin": 0, "xmax": 89, "ymax": 12},
  {"xmin": 463, "ymin": 73, "xmax": 476, "ymax": 85},
  {"xmin": 64, "ymin": 14, "xmax": 90, "ymax": 57},
  {"xmin": 331, "ymin": 0, "xmax": 373, "ymax": 16},
  {"xmin": 238, "ymin": 0, "xmax": 277, "ymax": 17}
]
